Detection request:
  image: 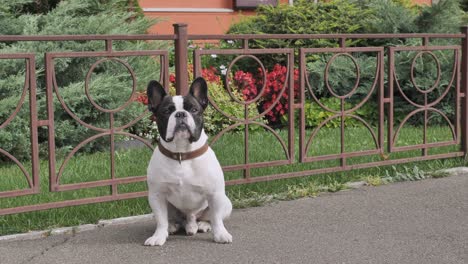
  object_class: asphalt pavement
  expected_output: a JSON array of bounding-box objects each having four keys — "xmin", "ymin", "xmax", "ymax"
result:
[{"xmin": 0, "ymin": 174, "xmax": 467, "ymax": 264}]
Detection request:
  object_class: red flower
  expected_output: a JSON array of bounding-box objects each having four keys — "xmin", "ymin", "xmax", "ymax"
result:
[
  {"xmin": 202, "ymin": 66, "xmax": 221, "ymax": 83},
  {"xmin": 233, "ymin": 64, "xmax": 299, "ymax": 124},
  {"xmin": 233, "ymin": 70, "xmax": 258, "ymax": 101},
  {"xmin": 169, "ymin": 74, "xmax": 176, "ymax": 84},
  {"xmin": 134, "ymin": 92, "xmax": 148, "ymax": 105}
]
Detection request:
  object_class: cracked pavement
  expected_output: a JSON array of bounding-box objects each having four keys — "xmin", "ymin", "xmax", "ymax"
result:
[{"xmin": 1, "ymin": 174, "xmax": 467, "ymax": 264}]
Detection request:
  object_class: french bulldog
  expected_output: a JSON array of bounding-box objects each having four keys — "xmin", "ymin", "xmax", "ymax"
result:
[{"xmin": 144, "ymin": 77, "xmax": 233, "ymax": 246}]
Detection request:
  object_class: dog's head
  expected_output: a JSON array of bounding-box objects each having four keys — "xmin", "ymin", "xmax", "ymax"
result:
[{"xmin": 147, "ymin": 77, "xmax": 208, "ymax": 143}]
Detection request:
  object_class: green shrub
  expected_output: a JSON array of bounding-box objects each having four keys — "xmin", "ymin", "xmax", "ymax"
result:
[
  {"xmin": 0, "ymin": 0, "xmax": 163, "ymax": 161},
  {"xmin": 229, "ymin": 0, "xmax": 370, "ymax": 39},
  {"xmin": 416, "ymin": 0, "xmax": 464, "ymax": 34},
  {"xmin": 302, "ymin": 97, "xmax": 378, "ymax": 128},
  {"xmin": 228, "ymin": 0, "xmax": 372, "ymax": 69},
  {"xmin": 357, "ymin": 0, "xmax": 419, "ymax": 36},
  {"xmin": 306, "ymin": 53, "xmax": 379, "ymax": 99}
]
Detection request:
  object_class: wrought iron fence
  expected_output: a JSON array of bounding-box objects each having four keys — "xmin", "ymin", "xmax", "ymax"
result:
[{"xmin": 0, "ymin": 24, "xmax": 466, "ymax": 215}]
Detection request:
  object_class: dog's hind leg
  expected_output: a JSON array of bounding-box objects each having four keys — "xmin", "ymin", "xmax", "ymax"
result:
[
  {"xmin": 200, "ymin": 194, "xmax": 232, "ymax": 220},
  {"xmin": 197, "ymin": 221, "xmax": 212, "ymax": 233},
  {"xmin": 196, "ymin": 208, "xmax": 212, "ymax": 233},
  {"xmin": 207, "ymin": 193, "xmax": 233, "ymax": 243},
  {"xmin": 168, "ymin": 223, "xmax": 181, "ymax": 234}
]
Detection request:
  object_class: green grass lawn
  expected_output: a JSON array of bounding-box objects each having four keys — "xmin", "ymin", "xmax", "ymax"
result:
[{"xmin": 0, "ymin": 125, "xmax": 465, "ymax": 235}]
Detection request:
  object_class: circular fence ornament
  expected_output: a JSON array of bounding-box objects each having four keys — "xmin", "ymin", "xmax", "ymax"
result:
[
  {"xmin": 394, "ymin": 50, "xmax": 456, "ymax": 108},
  {"xmin": 85, "ymin": 58, "xmax": 137, "ymax": 113},
  {"xmin": 324, "ymin": 53, "xmax": 360, "ymax": 99},
  {"xmin": 410, "ymin": 51, "xmax": 441, "ymax": 94}
]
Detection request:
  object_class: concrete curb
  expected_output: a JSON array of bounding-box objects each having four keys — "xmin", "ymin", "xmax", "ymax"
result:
[
  {"xmin": 345, "ymin": 181, "xmax": 368, "ymax": 189},
  {"xmin": 0, "ymin": 231, "xmax": 49, "ymax": 242},
  {"xmin": 434, "ymin": 166, "xmax": 468, "ymax": 176},
  {"xmin": 97, "ymin": 214, "xmax": 153, "ymax": 227},
  {"xmin": 0, "ymin": 167, "xmax": 465, "ymax": 243},
  {"xmin": 0, "ymin": 214, "xmax": 154, "ymax": 242}
]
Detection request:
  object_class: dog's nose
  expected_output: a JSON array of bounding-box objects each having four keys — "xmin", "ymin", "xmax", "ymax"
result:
[{"xmin": 175, "ymin": 111, "xmax": 186, "ymax": 118}]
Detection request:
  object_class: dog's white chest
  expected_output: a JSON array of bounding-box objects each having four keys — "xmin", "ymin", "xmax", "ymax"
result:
[
  {"xmin": 147, "ymin": 149, "xmax": 224, "ymax": 214},
  {"xmin": 166, "ymin": 181, "xmax": 207, "ymax": 213},
  {"xmin": 162, "ymin": 165, "xmax": 208, "ymax": 213},
  {"xmin": 159, "ymin": 161, "xmax": 207, "ymax": 189}
]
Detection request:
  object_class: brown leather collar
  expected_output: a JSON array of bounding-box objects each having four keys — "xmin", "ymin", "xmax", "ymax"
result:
[{"xmin": 158, "ymin": 142, "xmax": 209, "ymax": 164}]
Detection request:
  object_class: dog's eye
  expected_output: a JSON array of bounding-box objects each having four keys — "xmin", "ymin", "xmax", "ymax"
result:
[
  {"xmin": 190, "ymin": 108, "xmax": 198, "ymax": 113},
  {"xmin": 162, "ymin": 109, "xmax": 171, "ymax": 115}
]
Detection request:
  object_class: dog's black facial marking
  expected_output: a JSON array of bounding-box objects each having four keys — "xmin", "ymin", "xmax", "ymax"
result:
[
  {"xmin": 183, "ymin": 94, "xmax": 204, "ymax": 143},
  {"xmin": 154, "ymin": 96, "xmax": 176, "ymax": 142},
  {"xmin": 183, "ymin": 96, "xmax": 202, "ymax": 115},
  {"xmin": 157, "ymin": 99, "xmax": 176, "ymax": 116}
]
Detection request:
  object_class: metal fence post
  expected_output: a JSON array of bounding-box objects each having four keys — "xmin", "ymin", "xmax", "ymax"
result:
[
  {"xmin": 173, "ymin": 23, "xmax": 189, "ymax": 95},
  {"xmin": 461, "ymin": 26, "xmax": 468, "ymax": 154}
]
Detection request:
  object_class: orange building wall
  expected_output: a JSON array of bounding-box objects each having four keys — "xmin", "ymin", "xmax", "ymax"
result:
[
  {"xmin": 139, "ymin": 0, "xmax": 433, "ymax": 35},
  {"xmin": 140, "ymin": 0, "xmax": 289, "ymax": 35}
]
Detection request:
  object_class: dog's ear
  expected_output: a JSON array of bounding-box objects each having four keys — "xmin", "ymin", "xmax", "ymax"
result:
[
  {"xmin": 189, "ymin": 77, "xmax": 208, "ymax": 110},
  {"xmin": 147, "ymin": 80, "xmax": 166, "ymax": 112}
]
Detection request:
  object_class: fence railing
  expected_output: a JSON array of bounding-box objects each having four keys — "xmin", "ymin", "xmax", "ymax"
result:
[{"xmin": 0, "ymin": 24, "xmax": 466, "ymax": 215}]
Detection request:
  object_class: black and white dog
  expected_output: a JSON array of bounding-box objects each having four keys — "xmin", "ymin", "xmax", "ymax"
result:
[{"xmin": 144, "ymin": 77, "xmax": 232, "ymax": 246}]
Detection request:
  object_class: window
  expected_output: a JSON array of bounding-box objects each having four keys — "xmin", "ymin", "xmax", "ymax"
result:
[{"xmin": 234, "ymin": 0, "xmax": 278, "ymax": 10}]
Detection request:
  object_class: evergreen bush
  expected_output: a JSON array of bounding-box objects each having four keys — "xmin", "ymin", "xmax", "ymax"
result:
[
  {"xmin": 228, "ymin": 0, "xmax": 371, "ymax": 69},
  {"xmin": 0, "ymin": 0, "xmax": 164, "ymax": 160}
]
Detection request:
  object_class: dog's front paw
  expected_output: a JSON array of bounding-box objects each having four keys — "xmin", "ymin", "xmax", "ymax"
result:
[
  {"xmin": 213, "ymin": 230, "xmax": 232, "ymax": 244},
  {"xmin": 144, "ymin": 233, "xmax": 167, "ymax": 246}
]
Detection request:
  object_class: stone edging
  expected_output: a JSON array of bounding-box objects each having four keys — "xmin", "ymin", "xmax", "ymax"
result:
[{"xmin": 0, "ymin": 214, "xmax": 154, "ymax": 242}]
